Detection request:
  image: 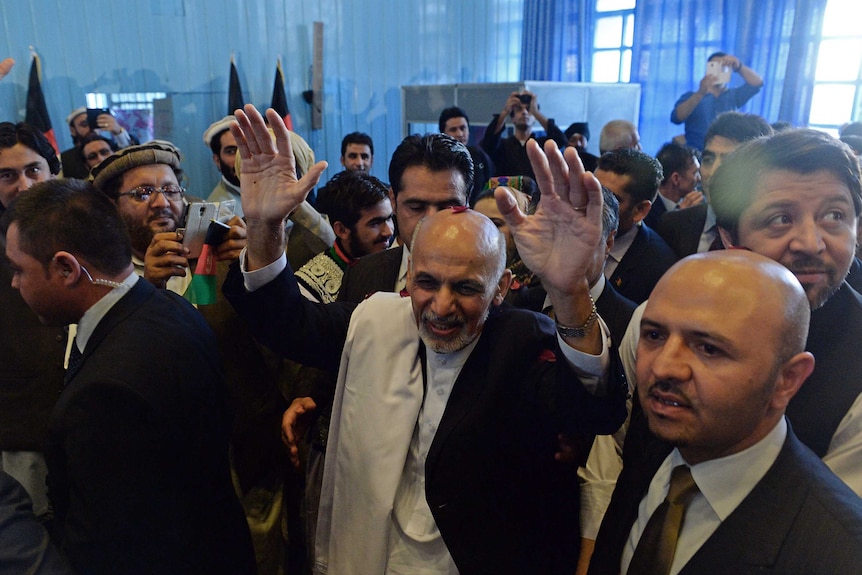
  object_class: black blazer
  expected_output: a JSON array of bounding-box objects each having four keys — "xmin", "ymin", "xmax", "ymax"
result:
[
  {"xmin": 589, "ymin": 423, "xmax": 862, "ymax": 574},
  {"xmin": 608, "ymin": 224, "xmax": 678, "ymax": 304},
  {"xmin": 656, "ymin": 202, "xmax": 709, "ymax": 259},
  {"xmin": 48, "ymin": 280, "xmax": 254, "ymax": 575},
  {"xmin": 338, "ymin": 244, "xmax": 404, "ymax": 303},
  {"xmin": 224, "ymin": 263, "xmax": 628, "ymax": 574},
  {"xmin": 642, "ymin": 195, "xmax": 668, "ymax": 230}
]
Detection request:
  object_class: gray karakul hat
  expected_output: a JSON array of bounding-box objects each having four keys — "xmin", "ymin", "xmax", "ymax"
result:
[{"xmin": 91, "ymin": 140, "xmax": 182, "ymax": 194}]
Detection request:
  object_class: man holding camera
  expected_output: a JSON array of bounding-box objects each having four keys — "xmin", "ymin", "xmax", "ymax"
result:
[
  {"xmin": 480, "ymin": 90, "xmax": 567, "ymax": 180},
  {"xmin": 90, "ymin": 141, "xmax": 246, "ymax": 294},
  {"xmin": 671, "ymin": 52, "xmax": 764, "ymax": 151},
  {"xmin": 61, "ymin": 107, "xmax": 138, "ymax": 179}
]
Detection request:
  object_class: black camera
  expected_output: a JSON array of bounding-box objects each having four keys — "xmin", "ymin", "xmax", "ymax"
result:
[{"xmin": 518, "ymin": 94, "xmax": 532, "ymax": 107}]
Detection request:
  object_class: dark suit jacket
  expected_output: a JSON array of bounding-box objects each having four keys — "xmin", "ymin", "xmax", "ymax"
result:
[
  {"xmin": 224, "ymin": 264, "xmax": 628, "ymax": 574},
  {"xmin": 609, "ymin": 224, "xmax": 678, "ymax": 304},
  {"xmin": 656, "ymin": 202, "xmax": 708, "ymax": 259},
  {"xmin": 642, "ymin": 195, "xmax": 668, "ymax": 230},
  {"xmin": 337, "ymin": 244, "xmax": 404, "ymax": 303},
  {"xmin": 47, "ymin": 279, "xmax": 255, "ymax": 575},
  {"xmin": 786, "ymin": 281, "xmax": 862, "ymax": 457},
  {"xmin": 588, "ymin": 423, "xmax": 862, "ymax": 574},
  {"xmin": 59, "ymin": 147, "xmax": 89, "ymax": 180}
]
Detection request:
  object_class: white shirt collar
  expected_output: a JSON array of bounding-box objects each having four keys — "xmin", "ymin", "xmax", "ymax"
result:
[
  {"xmin": 703, "ymin": 203, "xmax": 716, "ymax": 232},
  {"xmin": 609, "ymin": 223, "xmax": 639, "ymax": 263},
  {"xmin": 670, "ymin": 416, "xmax": 787, "ymax": 521},
  {"xmin": 657, "ymin": 191, "xmax": 678, "ymax": 212},
  {"xmin": 74, "ymin": 270, "xmax": 139, "ymax": 353}
]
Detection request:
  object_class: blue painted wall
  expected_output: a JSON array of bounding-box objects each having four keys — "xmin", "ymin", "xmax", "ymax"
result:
[{"xmin": 0, "ymin": 0, "xmax": 524, "ymax": 194}]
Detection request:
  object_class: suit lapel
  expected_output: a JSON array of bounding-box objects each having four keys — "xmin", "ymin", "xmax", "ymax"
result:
[
  {"xmin": 679, "ymin": 432, "xmax": 809, "ymax": 573},
  {"xmin": 610, "ymin": 226, "xmax": 646, "ymax": 291},
  {"xmin": 681, "ymin": 204, "xmax": 707, "ymax": 256},
  {"xmin": 424, "ymin": 313, "xmax": 496, "ymax": 474},
  {"xmin": 64, "ymin": 280, "xmax": 153, "ymax": 385}
]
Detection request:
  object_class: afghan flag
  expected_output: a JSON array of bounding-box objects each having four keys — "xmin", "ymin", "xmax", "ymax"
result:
[
  {"xmin": 228, "ymin": 55, "xmax": 244, "ymax": 115},
  {"xmin": 185, "ymin": 220, "xmax": 230, "ymax": 305},
  {"xmin": 270, "ymin": 59, "xmax": 293, "ymax": 130},
  {"xmin": 25, "ymin": 54, "xmax": 58, "ymax": 155}
]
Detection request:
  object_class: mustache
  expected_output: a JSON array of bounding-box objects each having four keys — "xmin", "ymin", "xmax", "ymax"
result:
[
  {"xmin": 646, "ymin": 379, "xmax": 690, "ymax": 401},
  {"xmin": 421, "ymin": 311, "xmax": 464, "ymax": 328},
  {"xmin": 784, "ymin": 255, "xmax": 833, "ymax": 275},
  {"xmin": 148, "ymin": 209, "xmax": 179, "ymax": 224}
]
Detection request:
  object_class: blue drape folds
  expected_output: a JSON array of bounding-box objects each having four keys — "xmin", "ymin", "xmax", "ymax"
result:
[
  {"xmin": 521, "ymin": 0, "xmax": 588, "ymax": 81},
  {"xmin": 521, "ymin": 0, "xmax": 827, "ymax": 154}
]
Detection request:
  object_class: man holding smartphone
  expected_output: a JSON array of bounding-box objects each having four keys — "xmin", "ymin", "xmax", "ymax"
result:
[
  {"xmin": 671, "ymin": 52, "xmax": 764, "ymax": 151},
  {"xmin": 90, "ymin": 141, "xmax": 247, "ymax": 293},
  {"xmin": 480, "ymin": 90, "xmax": 567, "ymax": 180}
]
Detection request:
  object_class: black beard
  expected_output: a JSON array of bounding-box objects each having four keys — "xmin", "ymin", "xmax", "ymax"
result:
[
  {"xmin": 122, "ymin": 209, "xmax": 180, "ymax": 258},
  {"xmin": 123, "ymin": 211, "xmax": 155, "ymax": 257},
  {"xmin": 219, "ymin": 159, "xmax": 240, "ymax": 187}
]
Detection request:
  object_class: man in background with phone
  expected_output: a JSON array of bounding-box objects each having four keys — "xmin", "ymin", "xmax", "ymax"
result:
[
  {"xmin": 60, "ymin": 107, "xmax": 137, "ymax": 179},
  {"xmin": 671, "ymin": 51, "xmax": 764, "ymax": 151},
  {"xmin": 90, "ymin": 141, "xmax": 246, "ymax": 294},
  {"xmin": 480, "ymin": 90, "xmax": 567, "ymax": 180}
]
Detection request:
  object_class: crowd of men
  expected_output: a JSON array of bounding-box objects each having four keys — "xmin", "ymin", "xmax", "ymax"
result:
[{"xmin": 1, "ymin": 51, "xmax": 862, "ymax": 575}]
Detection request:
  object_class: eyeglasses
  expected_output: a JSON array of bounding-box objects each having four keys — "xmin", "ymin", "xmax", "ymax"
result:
[
  {"xmin": 118, "ymin": 186, "xmax": 186, "ymax": 203},
  {"xmin": 85, "ymin": 149, "xmax": 113, "ymax": 162}
]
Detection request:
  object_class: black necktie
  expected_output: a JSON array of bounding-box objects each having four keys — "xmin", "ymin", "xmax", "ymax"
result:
[
  {"xmin": 67, "ymin": 337, "xmax": 83, "ymax": 374},
  {"xmin": 627, "ymin": 465, "xmax": 700, "ymax": 575}
]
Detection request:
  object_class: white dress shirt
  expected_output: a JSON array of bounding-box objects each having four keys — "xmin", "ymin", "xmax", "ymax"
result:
[
  {"xmin": 695, "ymin": 204, "xmax": 718, "ymax": 254},
  {"xmin": 621, "ymin": 418, "xmax": 787, "ymax": 575}
]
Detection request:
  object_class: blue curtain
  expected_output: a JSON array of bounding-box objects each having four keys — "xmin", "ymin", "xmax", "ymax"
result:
[
  {"xmin": 521, "ymin": 0, "xmax": 588, "ymax": 81},
  {"xmin": 632, "ymin": 0, "xmax": 827, "ymax": 153},
  {"xmin": 522, "ymin": 0, "xmax": 827, "ymax": 154}
]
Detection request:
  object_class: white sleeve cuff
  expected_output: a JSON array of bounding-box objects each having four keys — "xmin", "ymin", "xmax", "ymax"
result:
[{"xmin": 240, "ymin": 248, "xmax": 287, "ymax": 292}]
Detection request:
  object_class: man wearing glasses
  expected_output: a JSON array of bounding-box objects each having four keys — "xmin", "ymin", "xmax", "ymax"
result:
[{"xmin": 91, "ymin": 141, "xmax": 247, "ymax": 293}]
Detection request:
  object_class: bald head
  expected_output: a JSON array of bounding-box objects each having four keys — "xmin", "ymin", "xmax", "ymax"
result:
[
  {"xmin": 658, "ymin": 251, "xmax": 810, "ymax": 361},
  {"xmin": 411, "ymin": 207, "xmax": 507, "ymax": 281},
  {"xmin": 638, "ymin": 250, "xmax": 815, "ymax": 464},
  {"xmin": 408, "ymin": 208, "xmax": 511, "ymax": 353},
  {"xmin": 599, "ymin": 120, "xmax": 641, "ymax": 155}
]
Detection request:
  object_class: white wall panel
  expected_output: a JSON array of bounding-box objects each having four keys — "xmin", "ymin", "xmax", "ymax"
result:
[{"xmin": 1, "ymin": 0, "xmax": 523, "ymax": 192}]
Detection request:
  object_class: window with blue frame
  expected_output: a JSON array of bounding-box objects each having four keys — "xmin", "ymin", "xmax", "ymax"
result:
[
  {"xmin": 590, "ymin": 0, "xmax": 636, "ymax": 83},
  {"xmin": 808, "ymin": 0, "xmax": 862, "ymax": 133}
]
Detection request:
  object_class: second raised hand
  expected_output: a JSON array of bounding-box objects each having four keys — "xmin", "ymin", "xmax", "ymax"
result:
[
  {"xmin": 230, "ymin": 104, "xmax": 327, "ymax": 225},
  {"xmin": 230, "ymin": 104, "xmax": 327, "ymax": 270}
]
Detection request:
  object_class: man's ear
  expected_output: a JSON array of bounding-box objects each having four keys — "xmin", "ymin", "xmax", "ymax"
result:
[
  {"xmin": 717, "ymin": 226, "xmax": 735, "ymax": 249},
  {"xmin": 632, "ymin": 200, "xmax": 653, "ymax": 224},
  {"xmin": 212, "ymin": 153, "xmax": 221, "ymax": 170},
  {"xmin": 494, "ymin": 269, "xmax": 514, "ymax": 306},
  {"xmin": 669, "ymin": 172, "xmax": 682, "ymax": 191},
  {"xmin": 332, "ymin": 221, "xmax": 351, "ymax": 243},
  {"xmin": 771, "ymin": 351, "xmax": 815, "ymax": 412},
  {"xmin": 388, "ymin": 187, "xmax": 397, "ymax": 212},
  {"xmin": 604, "ymin": 229, "xmax": 616, "ymax": 255},
  {"xmin": 52, "ymin": 251, "xmax": 82, "ymax": 285}
]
